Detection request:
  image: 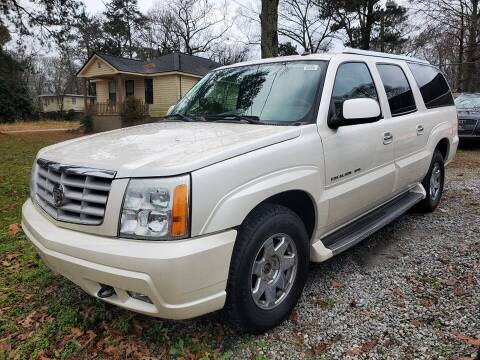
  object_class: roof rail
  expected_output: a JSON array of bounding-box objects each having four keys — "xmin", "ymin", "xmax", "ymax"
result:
[{"xmin": 342, "ymin": 47, "xmax": 430, "ymax": 65}]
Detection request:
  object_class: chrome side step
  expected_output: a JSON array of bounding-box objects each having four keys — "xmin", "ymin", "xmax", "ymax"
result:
[{"xmin": 323, "ymin": 187, "xmax": 425, "ymax": 255}]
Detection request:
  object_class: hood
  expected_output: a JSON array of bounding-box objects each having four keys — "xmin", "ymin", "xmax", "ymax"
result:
[{"xmin": 38, "ymin": 122, "xmax": 301, "ymax": 177}]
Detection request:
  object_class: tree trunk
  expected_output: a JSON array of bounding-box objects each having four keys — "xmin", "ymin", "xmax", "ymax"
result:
[
  {"xmin": 465, "ymin": 0, "xmax": 479, "ymax": 92},
  {"xmin": 360, "ymin": 0, "xmax": 375, "ymax": 50},
  {"xmin": 260, "ymin": 0, "xmax": 280, "ymax": 58}
]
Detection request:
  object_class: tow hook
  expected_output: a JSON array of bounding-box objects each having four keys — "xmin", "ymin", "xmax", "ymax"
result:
[{"xmin": 97, "ymin": 284, "xmax": 116, "ymax": 298}]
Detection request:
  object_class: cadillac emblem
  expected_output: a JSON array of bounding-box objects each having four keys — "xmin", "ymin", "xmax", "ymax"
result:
[{"xmin": 52, "ymin": 184, "xmax": 65, "ymax": 208}]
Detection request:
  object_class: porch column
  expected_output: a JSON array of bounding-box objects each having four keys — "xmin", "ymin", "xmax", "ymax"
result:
[
  {"xmin": 117, "ymin": 74, "xmax": 124, "ymax": 105},
  {"xmin": 82, "ymin": 78, "xmax": 88, "ymax": 114}
]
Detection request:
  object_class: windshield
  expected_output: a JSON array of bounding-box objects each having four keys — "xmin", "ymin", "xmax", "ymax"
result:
[
  {"xmin": 169, "ymin": 60, "xmax": 327, "ymax": 124},
  {"xmin": 455, "ymin": 94, "xmax": 480, "ymax": 109}
]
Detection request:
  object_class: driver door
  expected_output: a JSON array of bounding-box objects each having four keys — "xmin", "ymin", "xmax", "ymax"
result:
[{"xmin": 318, "ymin": 61, "xmax": 396, "ymax": 232}]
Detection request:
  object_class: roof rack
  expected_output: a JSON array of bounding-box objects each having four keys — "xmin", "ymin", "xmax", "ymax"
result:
[{"xmin": 341, "ymin": 47, "xmax": 430, "ymax": 65}]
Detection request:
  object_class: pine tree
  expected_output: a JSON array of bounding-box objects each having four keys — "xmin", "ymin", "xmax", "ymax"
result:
[{"xmin": 103, "ymin": 0, "xmax": 146, "ymax": 58}]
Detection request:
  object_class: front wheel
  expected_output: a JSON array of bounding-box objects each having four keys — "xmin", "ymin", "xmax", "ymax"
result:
[
  {"xmin": 224, "ymin": 204, "xmax": 309, "ymax": 333},
  {"xmin": 416, "ymin": 150, "xmax": 445, "ymax": 212}
]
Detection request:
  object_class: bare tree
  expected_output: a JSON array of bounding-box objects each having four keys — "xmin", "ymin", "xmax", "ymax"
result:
[
  {"xmin": 279, "ymin": 0, "xmax": 333, "ymax": 53},
  {"xmin": 149, "ymin": 0, "xmax": 230, "ymax": 55},
  {"xmin": 209, "ymin": 42, "xmax": 249, "ymax": 65},
  {"xmin": 260, "ymin": 0, "xmax": 279, "ymax": 58},
  {"xmin": 413, "ymin": 0, "xmax": 480, "ymax": 91}
]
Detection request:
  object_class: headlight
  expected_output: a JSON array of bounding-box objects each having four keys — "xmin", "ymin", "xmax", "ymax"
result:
[{"xmin": 120, "ymin": 175, "xmax": 190, "ymax": 240}]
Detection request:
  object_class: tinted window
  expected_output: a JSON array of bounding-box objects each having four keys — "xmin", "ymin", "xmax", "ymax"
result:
[
  {"xmin": 408, "ymin": 63, "xmax": 454, "ymax": 108},
  {"xmin": 145, "ymin": 79, "xmax": 153, "ymax": 104},
  {"xmin": 330, "ymin": 62, "xmax": 378, "ymax": 120},
  {"xmin": 377, "ymin": 64, "xmax": 416, "ymax": 116},
  {"xmin": 125, "ymin": 80, "xmax": 134, "ymax": 98}
]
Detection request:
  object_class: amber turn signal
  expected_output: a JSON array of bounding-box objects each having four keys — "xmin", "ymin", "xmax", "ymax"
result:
[{"xmin": 171, "ymin": 184, "xmax": 188, "ymax": 237}]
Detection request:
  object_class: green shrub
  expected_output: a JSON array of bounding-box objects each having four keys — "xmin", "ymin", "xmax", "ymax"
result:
[
  {"xmin": 120, "ymin": 97, "xmax": 147, "ymax": 128},
  {"xmin": 80, "ymin": 114, "xmax": 93, "ymax": 133},
  {"xmin": 64, "ymin": 109, "xmax": 76, "ymax": 121}
]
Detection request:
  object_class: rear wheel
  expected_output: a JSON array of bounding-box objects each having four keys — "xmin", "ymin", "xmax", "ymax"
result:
[
  {"xmin": 224, "ymin": 204, "xmax": 309, "ymax": 333},
  {"xmin": 416, "ymin": 150, "xmax": 445, "ymax": 212}
]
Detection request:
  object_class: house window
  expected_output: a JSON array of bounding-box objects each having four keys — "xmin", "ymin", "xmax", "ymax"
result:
[
  {"xmin": 108, "ymin": 80, "xmax": 116, "ymax": 103},
  {"xmin": 145, "ymin": 79, "xmax": 153, "ymax": 104},
  {"xmin": 72, "ymin": 97, "xmax": 77, "ymax": 105},
  {"xmin": 125, "ymin": 80, "xmax": 134, "ymax": 98}
]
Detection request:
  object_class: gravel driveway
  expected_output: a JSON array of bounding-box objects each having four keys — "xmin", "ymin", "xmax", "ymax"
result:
[{"xmin": 224, "ymin": 147, "xmax": 480, "ymax": 359}]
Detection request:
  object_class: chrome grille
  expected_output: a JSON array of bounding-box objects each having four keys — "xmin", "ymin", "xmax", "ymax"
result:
[{"xmin": 34, "ymin": 159, "xmax": 116, "ymax": 225}]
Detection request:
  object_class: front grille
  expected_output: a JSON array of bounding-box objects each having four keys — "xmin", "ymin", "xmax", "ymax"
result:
[
  {"xmin": 458, "ymin": 118, "xmax": 478, "ymax": 133},
  {"xmin": 34, "ymin": 159, "xmax": 116, "ymax": 225}
]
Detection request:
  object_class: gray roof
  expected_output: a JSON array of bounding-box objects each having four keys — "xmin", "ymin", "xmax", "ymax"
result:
[{"xmin": 94, "ymin": 53, "xmax": 220, "ymax": 76}]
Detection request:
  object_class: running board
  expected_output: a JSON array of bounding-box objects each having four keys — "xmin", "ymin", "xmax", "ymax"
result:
[{"xmin": 323, "ymin": 185, "xmax": 425, "ymax": 256}]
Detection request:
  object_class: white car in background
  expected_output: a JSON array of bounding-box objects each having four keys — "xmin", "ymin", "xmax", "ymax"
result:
[{"xmin": 22, "ymin": 48, "xmax": 458, "ymax": 333}]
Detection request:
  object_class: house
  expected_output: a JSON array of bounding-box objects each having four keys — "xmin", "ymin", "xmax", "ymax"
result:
[
  {"xmin": 39, "ymin": 94, "xmax": 94, "ymax": 114},
  {"xmin": 77, "ymin": 52, "xmax": 220, "ymax": 132}
]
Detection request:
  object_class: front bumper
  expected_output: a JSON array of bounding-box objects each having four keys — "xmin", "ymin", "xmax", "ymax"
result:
[{"xmin": 22, "ymin": 199, "xmax": 236, "ymax": 319}]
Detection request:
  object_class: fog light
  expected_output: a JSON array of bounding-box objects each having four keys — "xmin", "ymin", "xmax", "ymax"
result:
[{"xmin": 127, "ymin": 291, "xmax": 153, "ymax": 304}]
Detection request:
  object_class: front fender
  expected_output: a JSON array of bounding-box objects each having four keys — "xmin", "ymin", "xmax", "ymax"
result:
[
  {"xmin": 190, "ymin": 126, "xmax": 326, "ymax": 236},
  {"xmin": 200, "ymin": 166, "xmax": 321, "ymax": 235}
]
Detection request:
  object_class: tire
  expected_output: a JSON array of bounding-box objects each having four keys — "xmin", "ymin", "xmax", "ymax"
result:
[
  {"xmin": 224, "ymin": 203, "xmax": 309, "ymax": 333},
  {"xmin": 415, "ymin": 150, "xmax": 445, "ymax": 213}
]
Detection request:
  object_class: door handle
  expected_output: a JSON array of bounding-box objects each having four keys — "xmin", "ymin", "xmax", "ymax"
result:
[
  {"xmin": 416, "ymin": 124, "xmax": 424, "ymax": 135},
  {"xmin": 383, "ymin": 132, "xmax": 393, "ymax": 145}
]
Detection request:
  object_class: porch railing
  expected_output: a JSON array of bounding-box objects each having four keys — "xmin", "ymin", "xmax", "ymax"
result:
[{"xmin": 87, "ymin": 101, "xmax": 149, "ymax": 115}]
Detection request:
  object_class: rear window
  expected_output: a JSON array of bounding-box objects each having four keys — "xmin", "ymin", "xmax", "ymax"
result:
[
  {"xmin": 407, "ymin": 63, "xmax": 454, "ymax": 109},
  {"xmin": 377, "ymin": 64, "xmax": 416, "ymax": 116}
]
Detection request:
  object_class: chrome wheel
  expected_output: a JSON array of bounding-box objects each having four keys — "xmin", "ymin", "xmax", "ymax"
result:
[
  {"xmin": 250, "ymin": 233, "xmax": 298, "ymax": 310},
  {"xmin": 430, "ymin": 162, "xmax": 442, "ymax": 200}
]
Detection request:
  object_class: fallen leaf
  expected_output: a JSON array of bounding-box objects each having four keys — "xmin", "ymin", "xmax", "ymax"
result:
[
  {"xmin": 391, "ymin": 288, "xmax": 406, "ymax": 299},
  {"xmin": 346, "ymin": 339, "xmax": 379, "ymax": 356},
  {"xmin": 1, "ymin": 203, "xmax": 17, "ymax": 212},
  {"xmin": 132, "ymin": 318, "xmax": 143, "ymax": 336},
  {"xmin": 420, "ymin": 298, "xmax": 432, "ymax": 307},
  {"xmin": 71, "ymin": 327, "xmax": 83, "ymax": 337},
  {"xmin": 312, "ymin": 342, "xmax": 327, "ymax": 355},
  {"xmin": 288, "ymin": 310, "xmax": 299, "ymax": 323},
  {"xmin": 461, "ymin": 275, "xmax": 475, "ymax": 285},
  {"xmin": 438, "ymin": 278, "xmax": 455, "ymax": 286},
  {"xmin": 411, "ymin": 320, "xmax": 421, "ymax": 328},
  {"xmin": 346, "ymin": 346, "xmax": 362, "ymax": 356},
  {"xmin": 453, "ymin": 286, "xmax": 466, "ymax": 296},
  {"xmin": 452, "ymin": 331, "xmax": 480, "ymax": 347},
  {"xmin": 7, "ymin": 223, "xmax": 21, "ymax": 236},
  {"xmin": 5, "ymin": 251, "xmax": 21, "ymax": 261},
  {"xmin": 104, "ymin": 346, "xmax": 117, "ymax": 354},
  {"xmin": 331, "ymin": 279, "xmax": 343, "ymax": 288}
]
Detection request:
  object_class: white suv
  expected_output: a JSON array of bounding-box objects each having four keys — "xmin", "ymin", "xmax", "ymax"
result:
[{"xmin": 22, "ymin": 49, "xmax": 458, "ymax": 333}]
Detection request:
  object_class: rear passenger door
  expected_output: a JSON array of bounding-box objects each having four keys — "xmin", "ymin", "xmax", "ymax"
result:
[{"xmin": 375, "ymin": 62, "xmax": 423, "ymax": 191}]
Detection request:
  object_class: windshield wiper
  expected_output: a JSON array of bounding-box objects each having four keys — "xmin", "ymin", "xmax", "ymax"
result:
[
  {"xmin": 204, "ymin": 114, "xmax": 262, "ymax": 125},
  {"xmin": 164, "ymin": 113, "xmax": 196, "ymax": 122}
]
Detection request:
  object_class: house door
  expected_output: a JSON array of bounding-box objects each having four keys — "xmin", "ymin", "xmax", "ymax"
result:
[{"xmin": 108, "ymin": 80, "xmax": 116, "ymax": 103}]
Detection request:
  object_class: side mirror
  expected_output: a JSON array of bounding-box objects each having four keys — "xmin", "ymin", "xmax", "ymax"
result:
[{"xmin": 328, "ymin": 98, "xmax": 381, "ymax": 129}]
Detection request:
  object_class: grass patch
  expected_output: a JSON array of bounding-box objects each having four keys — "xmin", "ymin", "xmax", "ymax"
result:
[{"xmin": 0, "ymin": 131, "xmax": 236, "ymax": 359}]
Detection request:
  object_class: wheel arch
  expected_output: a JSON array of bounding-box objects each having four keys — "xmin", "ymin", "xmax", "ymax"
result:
[
  {"xmin": 244, "ymin": 190, "xmax": 317, "ymax": 242},
  {"xmin": 435, "ymin": 137, "xmax": 450, "ymax": 161}
]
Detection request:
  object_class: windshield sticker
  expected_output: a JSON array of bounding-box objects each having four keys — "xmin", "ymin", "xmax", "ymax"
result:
[{"xmin": 304, "ymin": 65, "xmax": 319, "ymax": 71}]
